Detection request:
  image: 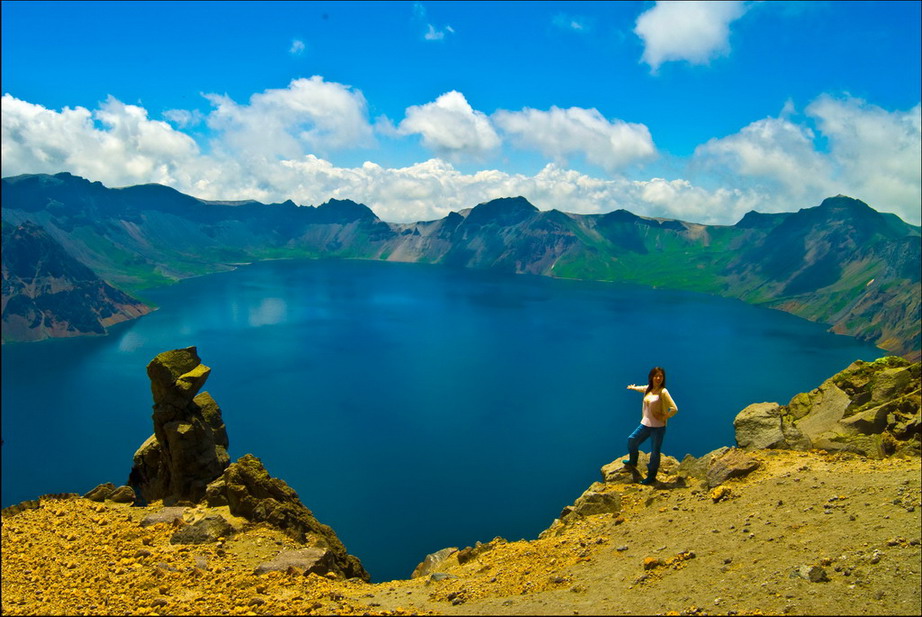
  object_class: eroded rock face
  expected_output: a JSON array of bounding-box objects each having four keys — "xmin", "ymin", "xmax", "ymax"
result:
[
  {"xmin": 733, "ymin": 357, "xmax": 921, "ymax": 458},
  {"xmin": 128, "ymin": 347, "xmax": 230, "ymax": 505},
  {"xmin": 205, "ymin": 454, "xmax": 370, "ymax": 582}
]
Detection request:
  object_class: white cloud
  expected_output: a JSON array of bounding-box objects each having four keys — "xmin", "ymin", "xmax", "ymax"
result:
[
  {"xmin": 163, "ymin": 108, "xmax": 204, "ymax": 129},
  {"xmin": 204, "ymin": 76, "xmax": 375, "ymax": 158},
  {"xmin": 397, "ymin": 91, "xmax": 500, "ymax": 159},
  {"xmin": 493, "ymin": 106, "xmax": 657, "ymax": 174},
  {"xmin": 289, "ymin": 39, "xmax": 306, "ymax": 55},
  {"xmin": 693, "ymin": 96, "xmax": 922, "ymax": 225},
  {"xmin": 694, "ymin": 115, "xmax": 834, "ymax": 197},
  {"xmin": 3, "ymin": 89, "xmax": 918, "ymax": 227},
  {"xmin": 806, "ymin": 95, "xmax": 921, "ymax": 221},
  {"xmin": 413, "ymin": 2, "xmax": 454, "ymax": 41},
  {"xmin": 424, "ymin": 24, "xmax": 454, "ymax": 40},
  {"xmin": 273, "ymin": 157, "xmax": 760, "ymax": 224},
  {"xmin": 634, "ymin": 1, "xmax": 748, "ymax": 72},
  {"xmin": 1, "ymin": 93, "xmax": 200, "ymax": 188}
]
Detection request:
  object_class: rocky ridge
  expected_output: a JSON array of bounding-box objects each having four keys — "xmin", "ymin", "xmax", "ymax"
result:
[
  {"xmin": 1, "ymin": 220, "xmax": 152, "ymax": 342},
  {"xmin": 1, "ymin": 354, "xmax": 919, "ymax": 615},
  {"xmin": 3, "ymin": 174, "xmax": 919, "ymax": 359}
]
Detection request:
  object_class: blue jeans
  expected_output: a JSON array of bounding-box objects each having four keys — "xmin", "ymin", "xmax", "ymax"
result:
[{"xmin": 626, "ymin": 424, "xmax": 666, "ymax": 479}]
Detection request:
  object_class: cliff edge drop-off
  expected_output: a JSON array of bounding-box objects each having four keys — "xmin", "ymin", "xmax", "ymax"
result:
[{"xmin": 2, "ymin": 350, "xmax": 919, "ymax": 615}]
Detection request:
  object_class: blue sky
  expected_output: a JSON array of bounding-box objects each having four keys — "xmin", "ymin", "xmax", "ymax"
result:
[{"xmin": 2, "ymin": 1, "xmax": 920, "ymax": 224}]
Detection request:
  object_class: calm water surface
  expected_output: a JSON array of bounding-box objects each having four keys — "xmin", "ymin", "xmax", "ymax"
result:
[{"xmin": 1, "ymin": 259, "xmax": 884, "ymax": 581}]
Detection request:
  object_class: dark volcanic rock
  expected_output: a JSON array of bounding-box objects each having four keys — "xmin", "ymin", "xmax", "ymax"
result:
[
  {"xmin": 204, "ymin": 453, "xmax": 370, "ymax": 581},
  {"xmin": 128, "ymin": 347, "xmax": 230, "ymax": 505},
  {"xmin": 169, "ymin": 514, "xmax": 235, "ymax": 545}
]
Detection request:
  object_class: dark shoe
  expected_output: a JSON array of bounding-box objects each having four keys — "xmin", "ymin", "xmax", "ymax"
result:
[
  {"xmin": 639, "ymin": 477, "xmax": 656, "ymax": 485},
  {"xmin": 622, "ymin": 459, "xmax": 636, "ymax": 467}
]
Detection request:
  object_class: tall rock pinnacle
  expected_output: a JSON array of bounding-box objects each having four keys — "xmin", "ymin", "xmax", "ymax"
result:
[{"xmin": 128, "ymin": 347, "xmax": 230, "ymax": 505}]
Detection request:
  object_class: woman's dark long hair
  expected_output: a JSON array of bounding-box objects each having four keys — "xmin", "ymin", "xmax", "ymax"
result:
[{"xmin": 646, "ymin": 366, "xmax": 666, "ymax": 394}]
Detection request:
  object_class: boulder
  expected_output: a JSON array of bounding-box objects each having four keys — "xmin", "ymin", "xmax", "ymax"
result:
[
  {"xmin": 566, "ymin": 489, "xmax": 621, "ymax": 518},
  {"xmin": 412, "ymin": 547, "xmax": 459, "ymax": 579},
  {"xmin": 732, "ymin": 357, "xmax": 921, "ymax": 458},
  {"xmin": 170, "ymin": 514, "xmax": 235, "ymax": 545},
  {"xmin": 84, "ymin": 483, "xmax": 116, "ymax": 502},
  {"xmin": 734, "ymin": 403, "xmax": 810, "ymax": 451},
  {"xmin": 791, "ymin": 382, "xmax": 852, "ymax": 442},
  {"xmin": 254, "ymin": 547, "xmax": 337, "ymax": 576},
  {"xmin": 128, "ymin": 347, "xmax": 231, "ymax": 505},
  {"xmin": 676, "ymin": 447, "xmax": 728, "ymax": 482},
  {"xmin": 84, "ymin": 483, "xmax": 136, "ymax": 503},
  {"xmin": 705, "ymin": 449, "xmax": 760, "ymax": 488},
  {"xmin": 109, "ymin": 485, "xmax": 136, "ymax": 503}
]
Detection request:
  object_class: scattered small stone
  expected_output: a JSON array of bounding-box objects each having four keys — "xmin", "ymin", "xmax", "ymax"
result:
[
  {"xmin": 792, "ymin": 565, "xmax": 829, "ymax": 582},
  {"xmin": 643, "ymin": 557, "xmax": 665, "ymax": 570}
]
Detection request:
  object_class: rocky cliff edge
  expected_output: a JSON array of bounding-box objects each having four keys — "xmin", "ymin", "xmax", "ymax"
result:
[{"xmin": 1, "ymin": 353, "xmax": 919, "ymax": 615}]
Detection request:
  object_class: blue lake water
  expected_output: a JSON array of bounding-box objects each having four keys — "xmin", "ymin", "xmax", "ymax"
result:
[{"xmin": 1, "ymin": 258, "xmax": 885, "ymax": 581}]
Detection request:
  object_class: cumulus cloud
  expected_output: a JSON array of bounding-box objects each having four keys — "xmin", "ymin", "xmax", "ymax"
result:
[
  {"xmin": 396, "ymin": 91, "xmax": 500, "ymax": 159},
  {"xmin": 694, "ymin": 115, "xmax": 834, "ymax": 197},
  {"xmin": 693, "ymin": 96, "xmax": 922, "ymax": 225},
  {"xmin": 806, "ymin": 95, "xmax": 921, "ymax": 220},
  {"xmin": 634, "ymin": 1, "xmax": 748, "ymax": 72},
  {"xmin": 1, "ymin": 93, "xmax": 200, "ymax": 188},
  {"xmin": 273, "ymin": 157, "xmax": 760, "ymax": 224},
  {"xmin": 0, "ymin": 93, "xmax": 757, "ymax": 224},
  {"xmin": 204, "ymin": 76, "xmax": 375, "ymax": 159},
  {"xmin": 3, "ymin": 88, "xmax": 918, "ymax": 227},
  {"xmin": 493, "ymin": 106, "xmax": 657, "ymax": 174}
]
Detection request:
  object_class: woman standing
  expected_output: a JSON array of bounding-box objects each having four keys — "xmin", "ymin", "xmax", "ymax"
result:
[{"xmin": 623, "ymin": 366, "xmax": 677, "ymax": 485}]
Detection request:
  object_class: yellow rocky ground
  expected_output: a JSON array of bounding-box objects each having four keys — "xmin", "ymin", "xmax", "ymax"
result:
[{"xmin": 3, "ymin": 449, "xmax": 920, "ymax": 616}]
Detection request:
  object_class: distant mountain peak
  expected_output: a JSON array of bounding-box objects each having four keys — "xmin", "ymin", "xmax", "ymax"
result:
[
  {"xmin": 465, "ymin": 196, "xmax": 538, "ymax": 227},
  {"xmin": 816, "ymin": 194, "xmax": 873, "ymax": 211},
  {"xmin": 315, "ymin": 198, "xmax": 379, "ymax": 223}
]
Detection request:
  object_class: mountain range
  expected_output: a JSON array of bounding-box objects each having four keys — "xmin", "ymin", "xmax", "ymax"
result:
[{"xmin": 2, "ymin": 172, "xmax": 919, "ymax": 360}]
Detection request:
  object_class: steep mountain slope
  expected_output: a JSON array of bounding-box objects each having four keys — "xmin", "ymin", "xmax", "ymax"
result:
[
  {"xmin": 0, "ymin": 173, "xmax": 394, "ymax": 291},
  {"xmin": 1, "ymin": 221, "xmax": 152, "ymax": 342},
  {"xmin": 721, "ymin": 196, "xmax": 920, "ymax": 357},
  {"xmin": 383, "ymin": 195, "xmax": 919, "ymax": 358},
  {"xmin": 2, "ymin": 174, "xmax": 919, "ymax": 358}
]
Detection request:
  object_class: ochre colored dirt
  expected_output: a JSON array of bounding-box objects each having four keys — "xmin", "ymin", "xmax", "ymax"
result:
[{"xmin": 2, "ymin": 449, "xmax": 920, "ymax": 616}]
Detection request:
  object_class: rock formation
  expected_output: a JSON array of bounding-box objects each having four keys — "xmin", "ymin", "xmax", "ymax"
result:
[
  {"xmin": 129, "ymin": 347, "xmax": 230, "ymax": 505},
  {"xmin": 126, "ymin": 347, "xmax": 369, "ymax": 581},
  {"xmin": 734, "ymin": 356, "xmax": 921, "ymax": 457},
  {"xmin": 204, "ymin": 453, "xmax": 369, "ymax": 581}
]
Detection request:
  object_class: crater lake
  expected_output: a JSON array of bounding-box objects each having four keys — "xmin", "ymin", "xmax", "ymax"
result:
[{"xmin": 1, "ymin": 258, "xmax": 885, "ymax": 581}]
